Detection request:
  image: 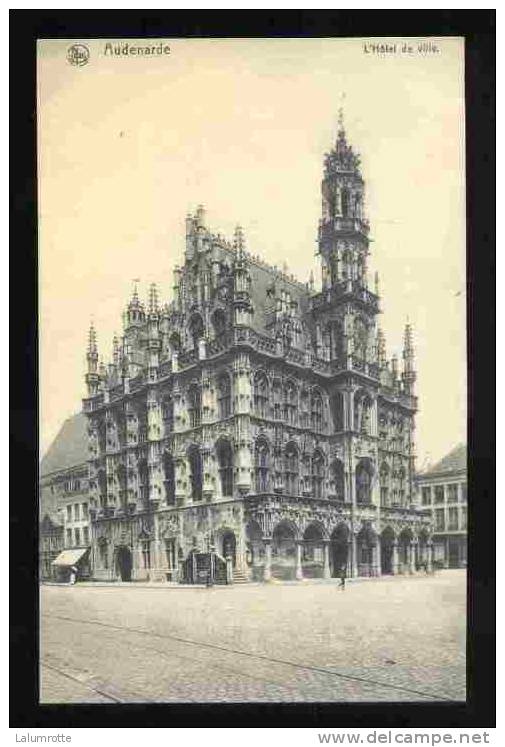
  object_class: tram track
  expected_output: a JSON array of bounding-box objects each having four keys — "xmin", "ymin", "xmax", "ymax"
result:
[
  {"xmin": 42, "ymin": 613, "xmax": 455, "ymax": 702},
  {"xmin": 40, "ymin": 660, "xmax": 128, "ymax": 703}
]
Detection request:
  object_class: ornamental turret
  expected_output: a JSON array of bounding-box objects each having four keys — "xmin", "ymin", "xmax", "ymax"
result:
[
  {"xmin": 318, "ymin": 107, "xmax": 370, "ymax": 291},
  {"xmin": 232, "ymin": 224, "xmax": 253, "ymax": 325}
]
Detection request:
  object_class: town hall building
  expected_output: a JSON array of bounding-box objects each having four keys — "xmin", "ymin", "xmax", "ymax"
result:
[{"xmin": 82, "ymin": 115, "xmax": 432, "ymax": 583}]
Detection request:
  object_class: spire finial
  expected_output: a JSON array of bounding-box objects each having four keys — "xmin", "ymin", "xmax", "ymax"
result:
[
  {"xmin": 88, "ymin": 320, "xmax": 97, "ymax": 354},
  {"xmin": 337, "ymin": 92, "xmax": 346, "ymax": 136},
  {"xmin": 132, "ymin": 278, "xmax": 140, "ymax": 304}
]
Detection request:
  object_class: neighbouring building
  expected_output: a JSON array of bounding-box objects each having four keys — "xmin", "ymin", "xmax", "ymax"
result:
[
  {"xmin": 39, "ymin": 413, "xmax": 92, "ymax": 580},
  {"xmin": 83, "ymin": 112, "xmax": 432, "ymax": 584},
  {"xmin": 416, "ymin": 443, "xmax": 467, "ymax": 568}
]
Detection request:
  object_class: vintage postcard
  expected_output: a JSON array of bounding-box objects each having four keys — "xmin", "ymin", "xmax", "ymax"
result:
[{"xmin": 37, "ymin": 36, "xmax": 467, "ymax": 706}]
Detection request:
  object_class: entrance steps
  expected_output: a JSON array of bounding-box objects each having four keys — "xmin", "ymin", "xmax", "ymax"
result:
[{"xmin": 232, "ymin": 568, "xmax": 250, "ymax": 584}]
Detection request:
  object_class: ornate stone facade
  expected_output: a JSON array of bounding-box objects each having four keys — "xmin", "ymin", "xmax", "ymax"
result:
[{"xmin": 83, "ymin": 117, "xmax": 432, "ymax": 582}]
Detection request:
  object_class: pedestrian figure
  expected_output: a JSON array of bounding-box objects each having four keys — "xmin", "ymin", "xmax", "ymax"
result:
[
  {"xmin": 338, "ymin": 565, "xmax": 346, "ymax": 591},
  {"xmin": 69, "ymin": 566, "xmax": 77, "ymax": 585}
]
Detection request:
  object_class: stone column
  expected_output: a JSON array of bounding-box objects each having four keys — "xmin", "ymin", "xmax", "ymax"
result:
[
  {"xmin": 322, "ymin": 540, "xmax": 331, "ymax": 579},
  {"xmin": 349, "ymin": 534, "xmax": 358, "ymax": 578},
  {"xmin": 295, "ymin": 541, "xmax": 303, "ymax": 580},
  {"xmin": 392, "ymin": 541, "xmax": 399, "ymax": 575},
  {"xmin": 372, "ymin": 535, "xmax": 382, "ymax": 576},
  {"xmin": 427, "ymin": 539, "xmax": 433, "ymax": 572},
  {"xmin": 409, "ymin": 540, "xmax": 417, "ymax": 574},
  {"xmin": 263, "ymin": 539, "xmax": 272, "ymax": 582}
]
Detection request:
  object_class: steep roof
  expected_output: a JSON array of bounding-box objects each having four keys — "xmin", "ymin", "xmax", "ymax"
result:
[
  {"xmin": 422, "ymin": 443, "xmax": 467, "ymax": 477},
  {"xmin": 40, "ymin": 412, "xmax": 88, "ymax": 477}
]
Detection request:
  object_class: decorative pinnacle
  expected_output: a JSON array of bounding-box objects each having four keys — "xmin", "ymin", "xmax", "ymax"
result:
[
  {"xmin": 87, "ymin": 321, "xmax": 97, "ymax": 355},
  {"xmin": 233, "ymin": 224, "xmax": 245, "ymax": 255},
  {"xmin": 112, "ymin": 333, "xmax": 120, "ymax": 365},
  {"xmin": 337, "ymin": 92, "xmax": 346, "ymax": 137},
  {"xmin": 377, "ymin": 327, "xmax": 386, "ymax": 366},
  {"xmin": 148, "ymin": 282, "xmax": 159, "ymax": 314},
  {"xmin": 403, "ymin": 317, "xmax": 414, "ymax": 360},
  {"xmin": 131, "ymin": 278, "xmax": 140, "ymax": 305}
]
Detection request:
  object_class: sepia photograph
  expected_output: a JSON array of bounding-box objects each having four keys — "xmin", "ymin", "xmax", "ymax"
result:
[{"xmin": 35, "ymin": 34, "xmax": 470, "ymax": 709}]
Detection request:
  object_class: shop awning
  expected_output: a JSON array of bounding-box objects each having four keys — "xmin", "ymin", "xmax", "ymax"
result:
[{"xmin": 52, "ymin": 548, "xmax": 89, "ymax": 567}]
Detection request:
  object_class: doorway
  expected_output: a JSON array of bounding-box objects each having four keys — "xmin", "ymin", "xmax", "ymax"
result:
[{"xmin": 116, "ymin": 545, "xmax": 132, "ymax": 581}]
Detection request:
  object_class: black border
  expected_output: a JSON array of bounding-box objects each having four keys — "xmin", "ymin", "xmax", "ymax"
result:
[{"xmin": 10, "ymin": 9, "xmax": 495, "ymax": 729}]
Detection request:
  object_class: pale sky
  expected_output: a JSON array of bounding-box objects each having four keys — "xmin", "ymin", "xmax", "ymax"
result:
[{"xmin": 38, "ymin": 37, "xmax": 466, "ymax": 467}]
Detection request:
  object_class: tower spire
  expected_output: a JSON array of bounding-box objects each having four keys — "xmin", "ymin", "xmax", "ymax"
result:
[{"xmin": 402, "ymin": 319, "xmax": 416, "ymax": 394}]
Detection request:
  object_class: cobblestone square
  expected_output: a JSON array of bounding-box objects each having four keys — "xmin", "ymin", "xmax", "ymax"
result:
[{"xmin": 40, "ymin": 570, "xmax": 466, "ymax": 703}]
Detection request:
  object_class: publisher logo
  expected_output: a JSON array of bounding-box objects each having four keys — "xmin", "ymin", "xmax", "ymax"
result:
[{"xmin": 67, "ymin": 44, "xmax": 90, "ymax": 66}]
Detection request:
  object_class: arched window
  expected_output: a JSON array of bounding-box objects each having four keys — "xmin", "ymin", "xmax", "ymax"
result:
[
  {"xmin": 216, "ymin": 439, "xmax": 233, "ymax": 497},
  {"xmin": 162, "ymin": 395, "xmax": 174, "ymax": 432},
  {"xmin": 311, "ymin": 450, "xmax": 325, "ymax": 499},
  {"xmin": 311, "ymin": 389, "xmax": 324, "ymax": 432},
  {"xmin": 255, "ymin": 439, "xmax": 270, "ymax": 493},
  {"xmin": 253, "ymin": 372, "xmax": 269, "ymax": 418},
  {"xmin": 189, "ymin": 314, "xmax": 204, "ymax": 351},
  {"xmin": 398, "ymin": 466, "xmax": 406, "ymax": 506},
  {"xmin": 354, "ymin": 390, "xmax": 373, "ymax": 434},
  {"xmin": 283, "ymin": 380, "xmax": 298, "ymax": 425},
  {"xmin": 330, "ymin": 459, "xmax": 345, "ymax": 502},
  {"xmin": 187, "ymin": 384, "xmax": 201, "ymax": 428},
  {"xmin": 217, "ymin": 373, "xmax": 231, "ymax": 419},
  {"xmin": 117, "ymin": 465, "xmax": 127, "ymax": 508},
  {"xmin": 163, "ymin": 452, "xmax": 175, "ymax": 505},
  {"xmin": 188, "ymin": 445, "xmax": 202, "ymax": 501},
  {"xmin": 380, "ymin": 463, "xmax": 390, "ymax": 507},
  {"xmin": 272, "ymin": 379, "xmax": 282, "ymax": 421},
  {"xmin": 356, "ymin": 459, "xmax": 373, "ymax": 505},
  {"xmin": 212, "ymin": 309, "xmax": 226, "ymax": 338},
  {"xmin": 341, "ymin": 188, "xmax": 350, "ymax": 217},
  {"xmin": 169, "ymin": 332, "xmax": 181, "ymax": 354},
  {"xmin": 284, "ymin": 443, "xmax": 299, "ymax": 495}
]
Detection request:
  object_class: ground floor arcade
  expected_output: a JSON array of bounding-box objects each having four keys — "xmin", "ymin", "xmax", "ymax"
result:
[{"xmin": 88, "ymin": 500, "xmax": 432, "ymax": 583}]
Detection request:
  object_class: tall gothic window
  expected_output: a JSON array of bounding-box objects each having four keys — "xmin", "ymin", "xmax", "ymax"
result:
[
  {"xmin": 253, "ymin": 372, "xmax": 269, "ymax": 418},
  {"xmin": 255, "ymin": 439, "xmax": 270, "ymax": 493},
  {"xmin": 331, "ymin": 391, "xmax": 345, "ymax": 432},
  {"xmin": 284, "ymin": 443, "xmax": 299, "ymax": 495},
  {"xmin": 138, "ymin": 459, "xmax": 149, "ymax": 506},
  {"xmin": 187, "ymin": 384, "xmax": 201, "ymax": 428},
  {"xmin": 141, "ymin": 540, "xmax": 151, "ymax": 569},
  {"xmin": 188, "ymin": 445, "xmax": 202, "ymax": 501},
  {"xmin": 356, "ymin": 459, "xmax": 373, "ymax": 504},
  {"xmin": 163, "ymin": 452, "xmax": 175, "ymax": 505},
  {"xmin": 341, "ymin": 188, "xmax": 350, "ymax": 217},
  {"xmin": 217, "ymin": 373, "xmax": 231, "ymax": 419},
  {"xmin": 311, "ymin": 450, "xmax": 325, "ymax": 499},
  {"xmin": 272, "ymin": 379, "xmax": 282, "ymax": 421},
  {"xmin": 283, "ymin": 380, "xmax": 298, "ymax": 425},
  {"xmin": 212, "ymin": 309, "xmax": 226, "ymax": 338},
  {"xmin": 189, "ymin": 313, "xmax": 204, "ymax": 352},
  {"xmin": 330, "ymin": 459, "xmax": 345, "ymax": 502},
  {"xmin": 300, "ymin": 388, "xmax": 310, "ymax": 428},
  {"xmin": 311, "ymin": 389, "xmax": 324, "ymax": 432},
  {"xmin": 162, "ymin": 394, "xmax": 174, "ymax": 432},
  {"xmin": 217, "ymin": 439, "xmax": 233, "ymax": 497}
]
